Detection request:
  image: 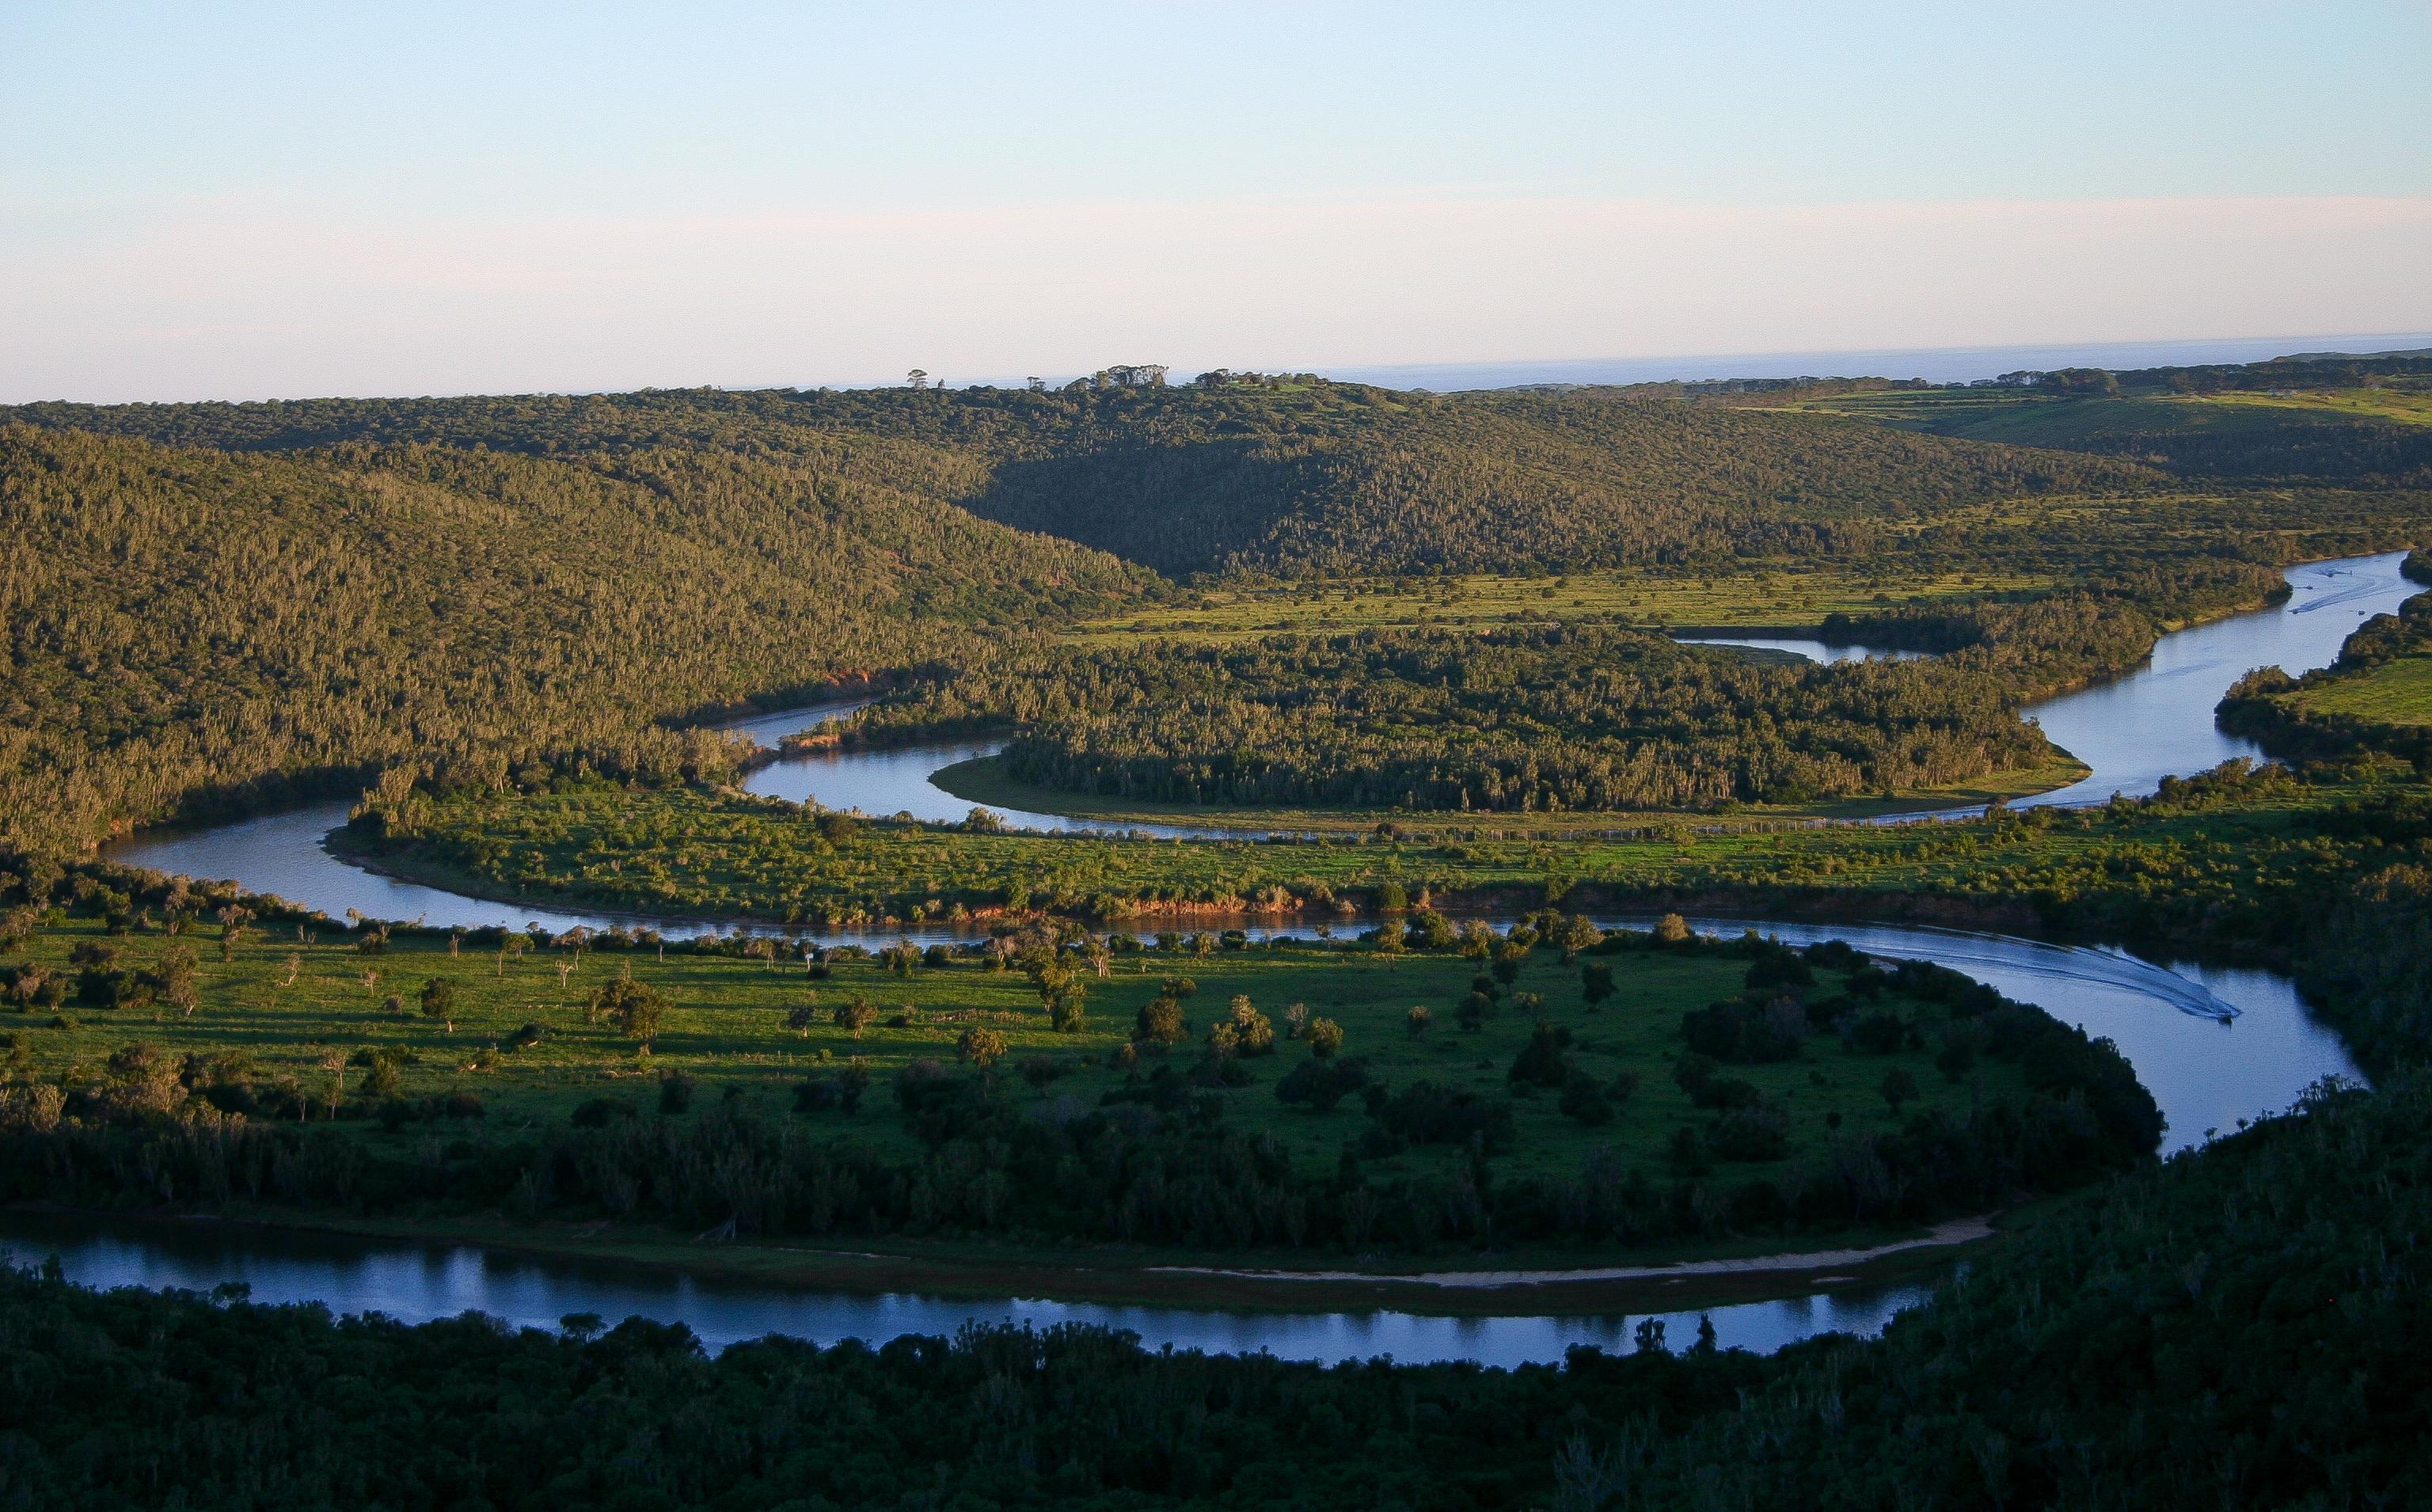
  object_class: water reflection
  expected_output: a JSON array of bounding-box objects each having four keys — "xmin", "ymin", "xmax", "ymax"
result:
[{"xmin": 0, "ymin": 1210, "xmax": 1932, "ymax": 1366}]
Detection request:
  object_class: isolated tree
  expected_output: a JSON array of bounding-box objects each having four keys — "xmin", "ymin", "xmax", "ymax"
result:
[
  {"xmin": 1306, "ymin": 1016, "xmax": 1345, "ymax": 1058},
  {"xmin": 1405, "ymin": 1005, "xmax": 1433, "ymax": 1037},
  {"xmin": 1047, "ymin": 982, "xmax": 1089, "ymax": 1034},
  {"xmin": 1880, "ymin": 1066, "xmax": 1920, "ymax": 1115},
  {"xmin": 359, "ymin": 1049, "xmax": 403, "ymax": 1101},
  {"xmin": 785, "ymin": 1000, "xmax": 818, "ymax": 1037},
  {"xmin": 1654, "ymin": 913, "xmax": 1693, "ymax": 945},
  {"xmin": 318, "ymin": 1048, "xmax": 349, "ymax": 1119},
  {"xmin": 1559, "ymin": 915, "xmax": 1602, "ymax": 963},
  {"xmin": 1508, "ymin": 1020, "xmax": 1571, "ymax": 1089},
  {"xmin": 1227, "ymin": 994, "xmax": 1275, "ymax": 1054},
  {"xmin": 833, "ymin": 996, "xmax": 877, "ymax": 1039},
  {"xmin": 959, "ymin": 1026, "xmax": 1008, "ymax": 1068},
  {"xmin": 420, "ymin": 976, "xmax": 458, "ymax": 1035},
  {"xmin": 1134, "ymin": 995, "xmax": 1184, "ymax": 1047},
  {"xmin": 1581, "ymin": 961, "xmax": 1616, "ymax": 1008},
  {"xmin": 589, "ymin": 976, "xmax": 667, "ymax": 1045},
  {"xmin": 215, "ymin": 905, "xmax": 252, "ymax": 964},
  {"xmin": 156, "ymin": 944, "xmax": 200, "ymax": 1019}
]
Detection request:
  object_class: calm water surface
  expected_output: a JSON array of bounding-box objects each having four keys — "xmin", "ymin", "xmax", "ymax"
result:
[{"xmin": 0, "ymin": 1209, "xmax": 1926, "ymax": 1366}]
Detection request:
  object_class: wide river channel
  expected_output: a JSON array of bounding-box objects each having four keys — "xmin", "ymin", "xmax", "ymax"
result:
[{"xmin": 13, "ymin": 550, "xmax": 2411, "ymax": 1366}]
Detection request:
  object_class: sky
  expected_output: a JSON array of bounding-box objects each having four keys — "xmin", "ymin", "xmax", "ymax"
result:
[{"xmin": 3, "ymin": 2, "xmax": 2428, "ymax": 402}]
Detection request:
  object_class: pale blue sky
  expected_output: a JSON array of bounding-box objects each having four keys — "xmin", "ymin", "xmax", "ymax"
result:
[{"xmin": 4, "ymin": 2, "xmax": 2427, "ymax": 400}]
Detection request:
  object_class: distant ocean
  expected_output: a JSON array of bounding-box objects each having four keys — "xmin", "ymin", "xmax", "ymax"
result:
[{"xmin": 1312, "ymin": 333, "xmax": 2432, "ymax": 393}]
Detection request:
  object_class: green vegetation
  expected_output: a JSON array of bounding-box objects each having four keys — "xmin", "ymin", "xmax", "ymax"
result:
[
  {"xmin": 857, "ymin": 626, "xmax": 2059, "ymax": 812},
  {"xmin": 1068, "ymin": 561, "xmax": 2061, "ymax": 643},
  {"xmin": 825, "ymin": 557, "xmax": 2274, "ymax": 817},
  {"xmin": 0, "ymin": 1067, "xmax": 2421, "ymax": 1508},
  {"xmin": 3, "ymin": 378, "xmax": 2165, "ymax": 579},
  {"xmin": 0, "ymin": 424, "xmax": 1144, "ymax": 848},
  {"xmin": 6, "ymin": 374, "xmax": 2421, "ymax": 851},
  {"xmin": 926, "ymin": 750, "xmax": 2092, "ymax": 834},
  {"xmin": 9, "ymin": 348, "xmax": 2432, "ymax": 1506},
  {"xmin": 0, "ymin": 851, "xmax": 2156, "ymax": 1258},
  {"xmin": 1792, "ymin": 351, "xmax": 2432, "ymax": 488},
  {"xmin": 356, "ymin": 754, "xmax": 2432, "ymax": 1074},
  {"xmin": 2296, "ymin": 654, "xmax": 2432, "ymax": 724},
  {"xmin": 2221, "ymin": 592, "xmax": 2432, "ymax": 770}
]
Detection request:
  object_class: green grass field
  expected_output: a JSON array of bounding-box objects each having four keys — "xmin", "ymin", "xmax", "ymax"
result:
[
  {"xmin": 1066, "ymin": 564, "xmax": 2056, "ymax": 644},
  {"xmin": 2290, "ymin": 653, "xmax": 2432, "ymax": 727},
  {"xmin": 1793, "ymin": 383, "xmax": 2432, "ymax": 434},
  {"xmin": 2, "ymin": 914, "xmax": 2003, "ymax": 1200}
]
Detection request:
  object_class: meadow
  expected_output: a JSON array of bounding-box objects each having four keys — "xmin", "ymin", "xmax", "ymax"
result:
[
  {"xmin": 1064, "ymin": 563, "xmax": 2056, "ymax": 643},
  {"xmin": 2290, "ymin": 652, "xmax": 2432, "ymax": 727},
  {"xmin": 0, "ymin": 910, "xmax": 2020, "ymax": 1196}
]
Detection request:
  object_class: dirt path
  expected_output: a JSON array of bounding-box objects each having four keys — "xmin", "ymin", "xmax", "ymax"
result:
[{"xmin": 1146, "ymin": 1215, "xmax": 1997, "ymax": 1290}]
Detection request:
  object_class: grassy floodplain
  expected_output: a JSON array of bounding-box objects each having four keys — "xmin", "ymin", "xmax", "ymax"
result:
[
  {"xmin": 2290, "ymin": 653, "xmax": 2432, "ymax": 726},
  {"xmin": 346, "ymin": 761, "xmax": 2364, "ymax": 937},
  {"xmin": 0, "ymin": 914, "xmax": 2018, "ymax": 1199},
  {"xmin": 1065, "ymin": 564, "xmax": 2058, "ymax": 644}
]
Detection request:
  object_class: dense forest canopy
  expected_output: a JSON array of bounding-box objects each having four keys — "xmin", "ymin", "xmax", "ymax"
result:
[
  {"xmin": 6, "ymin": 371, "xmax": 2354, "ymax": 846},
  {"xmin": 834, "ymin": 558, "xmax": 2279, "ymax": 815},
  {"xmin": 863, "ymin": 627, "xmax": 2051, "ymax": 811},
  {"xmin": 3, "ymin": 379, "xmax": 2167, "ymax": 579},
  {"xmin": 0, "ymin": 425, "xmax": 1144, "ymax": 846}
]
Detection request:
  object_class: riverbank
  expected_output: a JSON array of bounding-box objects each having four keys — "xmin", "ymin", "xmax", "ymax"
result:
[{"xmin": 1, "ymin": 1201, "xmax": 2012, "ymax": 1317}]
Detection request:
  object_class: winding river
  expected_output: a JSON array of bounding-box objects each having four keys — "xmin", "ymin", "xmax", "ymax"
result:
[{"xmin": 42, "ymin": 550, "xmax": 2412, "ymax": 1365}]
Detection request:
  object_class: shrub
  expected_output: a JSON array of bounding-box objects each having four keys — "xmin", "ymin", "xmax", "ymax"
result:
[
  {"xmin": 587, "ymin": 977, "xmax": 665, "ymax": 1043},
  {"xmin": 1508, "ymin": 1020, "xmax": 1573, "ymax": 1088},
  {"xmin": 1134, "ymin": 996, "xmax": 1185, "ymax": 1046},
  {"xmin": 1275, "ymin": 1055, "xmax": 1370, "ymax": 1111},
  {"xmin": 958, "ymin": 1027, "xmax": 1009, "ymax": 1068},
  {"xmin": 1371, "ymin": 1081, "xmax": 1514, "ymax": 1153},
  {"xmin": 1850, "ymin": 1012, "xmax": 1910, "ymax": 1054},
  {"xmin": 1708, "ymin": 1104, "xmax": 1790, "ymax": 1161},
  {"xmin": 1559, "ymin": 1074, "xmax": 1612, "ymax": 1126},
  {"xmin": 570, "ymin": 1097, "xmax": 634, "ymax": 1128}
]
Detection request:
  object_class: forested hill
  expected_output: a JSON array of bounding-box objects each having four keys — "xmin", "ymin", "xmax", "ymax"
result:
[
  {"xmin": 3, "ymin": 381, "xmax": 2164, "ymax": 578},
  {"xmin": 0, "ymin": 425, "xmax": 1145, "ymax": 847},
  {"xmin": 1786, "ymin": 355, "xmax": 2432, "ymax": 488}
]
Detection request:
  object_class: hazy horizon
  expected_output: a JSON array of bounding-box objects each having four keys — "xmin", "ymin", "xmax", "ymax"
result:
[{"xmin": 6, "ymin": 329, "xmax": 2431, "ymax": 409}]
